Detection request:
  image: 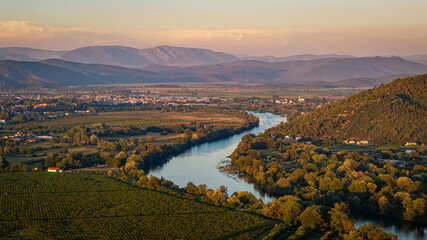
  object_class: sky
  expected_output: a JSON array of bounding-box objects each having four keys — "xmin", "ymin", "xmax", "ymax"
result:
[{"xmin": 1, "ymin": 0, "xmax": 427, "ymax": 56}]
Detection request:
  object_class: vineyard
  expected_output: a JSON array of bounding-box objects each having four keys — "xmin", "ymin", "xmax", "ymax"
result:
[{"xmin": 0, "ymin": 172, "xmax": 271, "ymax": 239}]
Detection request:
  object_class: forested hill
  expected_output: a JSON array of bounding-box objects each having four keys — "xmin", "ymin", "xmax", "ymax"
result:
[{"xmin": 270, "ymin": 74, "xmax": 427, "ymax": 145}]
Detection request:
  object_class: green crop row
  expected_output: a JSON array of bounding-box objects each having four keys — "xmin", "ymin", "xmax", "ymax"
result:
[{"xmin": 0, "ymin": 172, "xmax": 270, "ymax": 239}]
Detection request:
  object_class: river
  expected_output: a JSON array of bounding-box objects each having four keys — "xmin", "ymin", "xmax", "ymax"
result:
[
  {"xmin": 149, "ymin": 112, "xmax": 425, "ymax": 239},
  {"xmin": 150, "ymin": 112, "xmax": 285, "ymax": 202}
]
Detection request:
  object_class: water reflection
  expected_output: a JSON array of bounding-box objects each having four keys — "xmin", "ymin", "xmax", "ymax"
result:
[
  {"xmin": 149, "ymin": 112, "xmax": 286, "ymax": 202},
  {"xmin": 353, "ymin": 215, "xmax": 425, "ymax": 240}
]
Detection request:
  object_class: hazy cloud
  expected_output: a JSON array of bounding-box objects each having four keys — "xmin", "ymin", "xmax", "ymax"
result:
[
  {"xmin": 0, "ymin": 21, "xmax": 131, "ymax": 50},
  {"xmin": 1, "ymin": 21, "xmax": 426, "ymax": 56}
]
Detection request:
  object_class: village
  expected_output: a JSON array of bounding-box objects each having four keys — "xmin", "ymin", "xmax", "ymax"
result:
[{"xmin": 0, "ymin": 91, "xmax": 325, "ymax": 125}]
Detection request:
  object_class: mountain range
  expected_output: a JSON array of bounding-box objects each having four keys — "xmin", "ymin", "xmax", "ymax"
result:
[
  {"xmin": 0, "ymin": 45, "xmax": 427, "ymax": 89},
  {"xmin": 141, "ymin": 57, "xmax": 427, "ymax": 83},
  {"xmin": 2, "ymin": 45, "xmax": 427, "ymax": 67},
  {"xmin": 0, "ymin": 46, "xmax": 238, "ymax": 68}
]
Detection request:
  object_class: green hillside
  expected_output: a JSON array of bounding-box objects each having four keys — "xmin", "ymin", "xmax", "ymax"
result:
[
  {"xmin": 0, "ymin": 172, "xmax": 271, "ymax": 239},
  {"xmin": 271, "ymin": 74, "xmax": 427, "ymax": 145}
]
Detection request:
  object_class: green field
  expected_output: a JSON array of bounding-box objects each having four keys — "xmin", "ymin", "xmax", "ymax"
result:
[
  {"xmin": 0, "ymin": 172, "xmax": 271, "ymax": 239},
  {"xmin": 324, "ymin": 144, "xmax": 376, "ymax": 152},
  {"xmin": 31, "ymin": 111, "xmax": 243, "ymax": 128}
]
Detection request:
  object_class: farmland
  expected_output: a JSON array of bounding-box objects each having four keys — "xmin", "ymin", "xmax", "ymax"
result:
[
  {"xmin": 0, "ymin": 172, "xmax": 272, "ymax": 239},
  {"xmin": 0, "ymin": 108, "xmax": 255, "ymax": 170},
  {"xmin": 23, "ymin": 110, "xmax": 244, "ymax": 128}
]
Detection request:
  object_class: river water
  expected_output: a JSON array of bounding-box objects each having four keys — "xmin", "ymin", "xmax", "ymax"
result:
[
  {"xmin": 149, "ymin": 112, "xmax": 425, "ymax": 239},
  {"xmin": 150, "ymin": 112, "xmax": 285, "ymax": 202}
]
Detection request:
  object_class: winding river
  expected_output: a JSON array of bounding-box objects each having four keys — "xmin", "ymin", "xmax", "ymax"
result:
[
  {"xmin": 149, "ymin": 112, "xmax": 425, "ymax": 239},
  {"xmin": 150, "ymin": 112, "xmax": 284, "ymax": 202}
]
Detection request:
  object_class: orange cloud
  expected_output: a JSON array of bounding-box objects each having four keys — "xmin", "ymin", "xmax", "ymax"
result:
[{"xmin": 0, "ymin": 21, "xmax": 123, "ymax": 50}]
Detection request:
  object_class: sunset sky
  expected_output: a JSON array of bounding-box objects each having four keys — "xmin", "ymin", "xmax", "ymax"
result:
[{"xmin": 1, "ymin": 0, "xmax": 427, "ymax": 56}]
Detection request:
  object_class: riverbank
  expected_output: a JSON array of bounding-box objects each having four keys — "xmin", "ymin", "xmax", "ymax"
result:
[{"xmin": 149, "ymin": 112, "xmax": 287, "ymax": 202}]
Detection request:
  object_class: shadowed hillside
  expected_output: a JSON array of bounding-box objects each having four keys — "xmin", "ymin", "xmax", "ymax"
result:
[{"xmin": 269, "ymin": 74, "xmax": 427, "ymax": 145}]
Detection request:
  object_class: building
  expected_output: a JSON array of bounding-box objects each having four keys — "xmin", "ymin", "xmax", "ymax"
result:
[
  {"xmin": 405, "ymin": 142, "xmax": 418, "ymax": 146},
  {"xmin": 0, "ymin": 119, "xmax": 6, "ymax": 124},
  {"xmin": 47, "ymin": 167, "xmax": 59, "ymax": 172},
  {"xmin": 357, "ymin": 140, "xmax": 369, "ymax": 145}
]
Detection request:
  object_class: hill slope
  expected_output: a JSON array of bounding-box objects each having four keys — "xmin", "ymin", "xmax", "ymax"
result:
[
  {"xmin": 270, "ymin": 74, "xmax": 427, "ymax": 145},
  {"xmin": 403, "ymin": 54, "xmax": 427, "ymax": 66},
  {"xmin": 0, "ymin": 59, "xmax": 205, "ymax": 89},
  {"xmin": 143, "ymin": 57, "xmax": 427, "ymax": 84},
  {"xmin": 0, "ymin": 47, "xmax": 64, "ymax": 61},
  {"xmin": 277, "ymin": 57, "xmax": 427, "ymax": 83},
  {"xmin": 0, "ymin": 60, "xmax": 102, "ymax": 89}
]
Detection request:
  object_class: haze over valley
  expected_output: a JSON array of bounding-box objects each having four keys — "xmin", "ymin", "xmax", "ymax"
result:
[{"xmin": 1, "ymin": 45, "xmax": 427, "ymax": 89}]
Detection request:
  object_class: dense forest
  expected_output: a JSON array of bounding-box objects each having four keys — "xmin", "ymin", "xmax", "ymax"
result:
[
  {"xmin": 227, "ymin": 133, "xmax": 425, "ymax": 238},
  {"xmin": 270, "ymin": 74, "xmax": 427, "ymax": 145}
]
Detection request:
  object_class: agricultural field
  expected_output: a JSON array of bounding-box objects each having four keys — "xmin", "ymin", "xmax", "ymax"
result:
[
  {"xmin": 0, "ymin": 172, "xmax": 272, "ymax": 239},
  {"xmin": 1, "ymin": 109, "xmax": 252, "ymax": 170},
  {"xmin": 99, "ymin": 82, "xmax": 360, "ymax": 99},
  {"xmin": 31, "ymin": 111, "xmax": 243, "ymax": 128},
  {"xmin": 323, "ymin": 144, "xmax": 376, "ymax": 152}
]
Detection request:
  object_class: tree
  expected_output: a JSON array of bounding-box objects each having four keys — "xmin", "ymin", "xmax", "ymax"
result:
[
  {"xmin": 147, "ymin": 175, "xmax": 160, "ymax": 189},
  {"xmin": 89, "ymin": 134, "xmax": 99, "ymax": 145},
  {"xmin": 379, "ymin": 196, "xmax": 389, "ymax": 215},
  {"xmin": 0, "ymin": 155, "xmax": 10, "ymax": 170},
  {"xmin": 299, "ymin": 206, "xmax": 324, "ymax": 230},
  {"xmin": 118, "ymin": 139, "xmax": 127, "ymax": 151},
  {"xmin": 347, "ymin": 224, "xmax": 397, "ymax": 240},
  {"xmin": 281, "ymin": 200, "xmax": 302, "ymax": 227},
  {"xmin": 329, "ymin": 202, "xmax": 354, "ymax": 234},
  {"xmin": 396, "ymin": 177, "xmax": 417, "ymax": 192},
  {"xmin": 409, "ymin": 151, "xmax": 419, "ymax": 159}
]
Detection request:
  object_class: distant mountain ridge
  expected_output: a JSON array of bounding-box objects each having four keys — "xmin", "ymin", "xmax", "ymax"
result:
[
  {"xmin": 60, "ymin": 45, "xmax": 239, "ymax": 67},
  {"xmin": 1, "ymin": 56, "xmax": 426, "ymax": 89},
  {"xmin": 402, "ymin": 54, "xmax": 427, "ymax": 66},
  {"xmin": 276, "ymin": 56, "xmax": 427, "ymax": 83},
  {"xmin": 0, "ymin": 47, "xmax": 65, "ymax": 61},
  {"xmin": 0, "ymin": 45, "xmax": 239, "ymax": 68},
  {"xmin": 143, "ymin": 56, "xmax": 427, "ymax": 83},
  {"xmin": 240, "ymin": 54, "xmax": 354, "ymax": 62}
]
